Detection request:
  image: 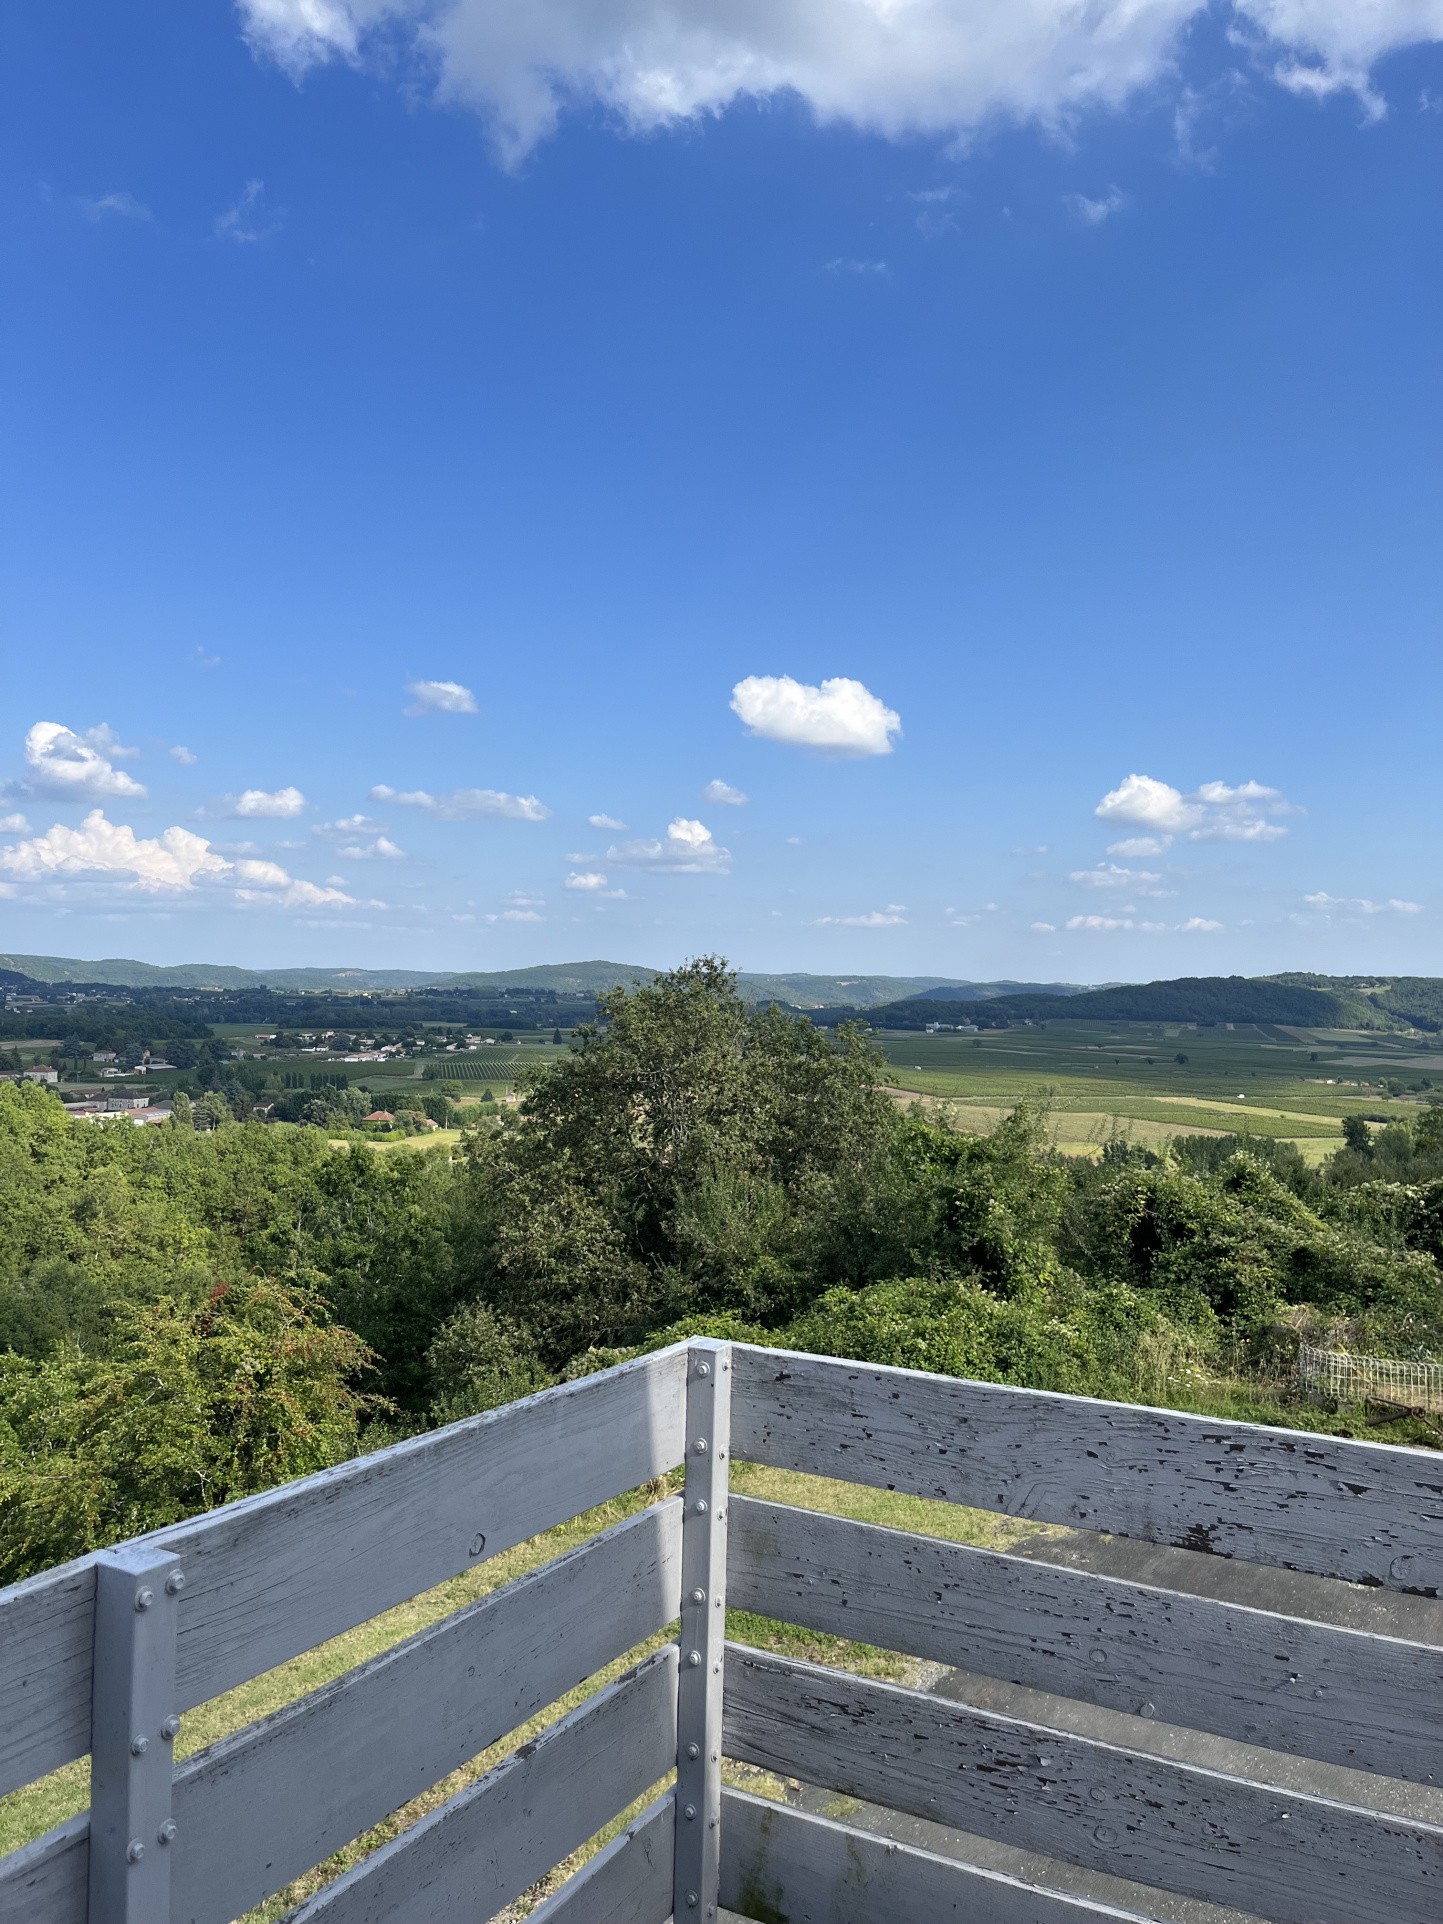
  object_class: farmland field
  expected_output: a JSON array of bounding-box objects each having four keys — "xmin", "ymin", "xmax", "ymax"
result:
[{"xmin": 872, "ymin": 1020, "xmax": 1441, "ymax": 1157}]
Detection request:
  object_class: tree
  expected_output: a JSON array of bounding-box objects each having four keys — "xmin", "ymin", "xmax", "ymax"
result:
[
  {"xmin": 1342, "ymin": 1116, "xmax": 1374, "ymax": 1158},
  {"xmin": 170, "ymin": 1090, "xmax": 194, "ymax": 1131},
  {"xmin": 0, "ymin": 1279, "xmax": 373, "ymax": 1583}
]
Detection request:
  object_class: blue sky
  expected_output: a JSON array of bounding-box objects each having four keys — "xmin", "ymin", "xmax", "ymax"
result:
[{"xmin": 1, "ymin": 0, "xmax": 1440, "ymax": 980}]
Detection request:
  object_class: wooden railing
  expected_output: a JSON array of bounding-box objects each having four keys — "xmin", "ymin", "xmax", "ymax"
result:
[{"xmin": 3, "ymin": 1337, "xmax": 1443, "ymax": 1922}]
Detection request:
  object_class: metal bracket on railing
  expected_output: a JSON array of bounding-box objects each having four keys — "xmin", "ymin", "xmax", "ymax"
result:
[
  {"xmin": 674, "ymin": 1339, "xmax": 732, "ymax": 1923},
  {"xmin": 88, "ymin": 1545, "xmax": 184, "ymax": 1924}
]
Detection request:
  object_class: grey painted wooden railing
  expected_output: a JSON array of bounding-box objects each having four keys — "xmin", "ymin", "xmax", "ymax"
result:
[{"xmin": 3, "ymin": 1338, "xmax": 1443, "ymax": 1923}]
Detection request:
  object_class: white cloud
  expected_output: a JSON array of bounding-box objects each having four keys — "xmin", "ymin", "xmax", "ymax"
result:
[
  {"xmin": 731, "ymin": 675, "xmax": 901, "ymax": 756},
  {"xmin": 1106, "ymin": 835, "xmax": 1169, "ymax": 858},
  {"xmin": 170, "ymin": 745, "xmax": 198, "ymax": 766},
  {"xmin": 215, "ymin": 179, "xmax": 279, "ymax": 244},
  {"xmin": 77, "ymin": 191, "xmax": 151, "ymax": 222},
  {"xmin": 0, "ymin": 813, "xmax": 28, "ymax": 833},
  {"xmin": 816, "ymin": 904, "xmax": 908, "ymax": 927},
  {"xmin": 405, "ymin": 678, "xmax": 478, "ymax": 715},
  {"xmin": 1067, "ymin": 914, "xmax": 1133, "ymax": 931},
  {"xmin": 1094, "ymin": 772, "xmax": 1297, "ymax": 842},
  {"xmin": 1303, "ymin": 892, "xmax": 1423, "ymax": 916},
  {"xmin": 1065, "ymin": 186, "xmax": 1126, "ymax": 224},
  {"xmin": 314, "ymin": 815, "xmax": 406, "ymax": 859},
  {"xmin": 487, "ymin": 907, "xmax": 545, "ymax": 922},
  {"xmin": 607, "ymin": 817, "xmax": 731, "ymax": 873},
  {"xmin": 566, "ymin": 871, "xmax": 610, "ymax": 890},
  {"xmin": 0, "ymin": 810, "xmax": 229, "ymax": 893},
  {"xmin": 230, "ymin": 786, "xmax": 308, "ymax": 819},
  {"xmin": 370, "ymin": 783, "xmax": 551, "ymax": 822},
  {"xmin": 1066, "ymin": 912, "xmax": 1222, "ymax": 932},
  {"xmin": 588, "ymin": 813, "xmax": 627, "ymax": 830},
  {"xmin": 1178, "ymin": 916, "xmax": 1225, "ymax": 931},
  {"xmin": 237, "ymin": 879, "xmax": 364, "ymax": 909},
  {"xmin": 1031, "ymin": 921, "xmax": 1057, "ymax": 933},
  {"xmin": 234, "ymin": 858, "xmax": 292, "ymax": 887},
  {"xmin": 702, "ymin": 779, "xmax": 749, "ymax": 806},
  {"xmin": 1070, "ymin": 862, "xmax": 1164, "ymax": 890},
  {"xmin": 236, "ymin": 0, "xmax": 1443, "ymax": 163},
  {"xmin": 9, "ymin": 722, "xmax": 146, "ymax": 802}
]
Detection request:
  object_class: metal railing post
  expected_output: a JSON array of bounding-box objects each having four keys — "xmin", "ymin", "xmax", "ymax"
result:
[
  {"xmin": 674, "ymin": 1338, "xmax": 732, "ymax": 1924},
  {"xmin": 88, "ymin": 1544, "xmax": 184, "ymax": 1924}
]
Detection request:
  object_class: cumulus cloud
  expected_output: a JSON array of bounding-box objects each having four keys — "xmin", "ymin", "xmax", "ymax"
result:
[
  {"xmin": 1031, "ymin": 921, "xmax": 1058, "ymax": 933},
  {"xmin": 731, "ymin": 675, "xmax": 900, "ymax": 756},
  {"xmin": 588, "ymin": 813, "xmax": 627, "ymax": 830},
  {"xmin": 235, "ymin": 0, "xmax": 1441, "ymax": 163},
  {"xmin": 487, "ymin": 906, "xmax": 545, "ymax": 923},
  {"xmin": 607, "ymin": 817, "xmax": 730, "ymax": 873},
  {"xmin": 1106, "ymin": 836, "xmax": 1169, "ymax": 858},
  {"xmin": 0, "ymin": 813, "xmax": 29, "ymax": 833},
  {"xmin": 1302, "ymin": 891, "xmax": 1423, "ymax": 916},
  {"xmin": 8, "ymin": 722, "xmax": 146, "ymax": 802},
  {"xmin": 816, "ymin": 904, "xmax": 908, "ymax": 927},
  {"xmin": 1065, "ymin": 912, "xmax": 1220, "ymax": 932},
  {"xmin": 0, "ymin": 808, "xmax": 374, "ymax": 908},
  {"xmin": 565, "ymin": 871, "xmax": 610, "ymax": 889},
  {"xmin": 1094, "ymin": 772, "xmax": 1297, "ymax": 842},
  {"xmin": 1070, "ymin": 862, "xmax": 1166, "ymax": 891},
  {"xmin": 314, "ymin": 814, "xmax": 406, "ymax": 859},
  {"xmin": 170, "ymin": 745, "xmax": 198, "ymax": 766},
  {"xmin": 405, "ymin": 678, "xmax": 478, "ymax": 715},
  {"xmin": 702, "ymin": 779, "xmax": 749, "ymax": 806},
  {"xmin": 0, "ymin": 810, "xmax": 229, "ymax": 892},
  {"xmin": 370, "ymin": 783, "xmax": 551, "ymax": 822},
  {"xmin": 220, "ymin": 786, "xmax": 308, "ymax": 819}
]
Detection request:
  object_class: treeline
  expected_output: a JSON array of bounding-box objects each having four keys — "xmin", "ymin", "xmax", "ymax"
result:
[
  {"xmin": 840, "ymin": 974, "xmax": 1401, "ymax": 1031},
  {"xmin": 4, "ymin": 960, "xmax": 1443, "ymax": 1583}
]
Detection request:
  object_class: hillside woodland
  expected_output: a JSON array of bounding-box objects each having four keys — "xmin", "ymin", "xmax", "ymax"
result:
[{"xmin": 3, "ymin": 960, "xmax": 1443, "ymax": 1583}]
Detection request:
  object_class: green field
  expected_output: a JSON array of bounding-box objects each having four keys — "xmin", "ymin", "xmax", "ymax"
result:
[{"xmin": 873, "ymin": 1020, "xmax": 1440, "ymax": 1156}]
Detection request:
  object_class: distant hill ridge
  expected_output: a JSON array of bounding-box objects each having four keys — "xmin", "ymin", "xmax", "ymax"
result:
[
  {"xmin": 859, "ymin": 973, "xmax": 1443, "ymax": 1032},
  {"xmin": 0, "ymin": 953, "xmax": 1089, "ymax": 1009}
]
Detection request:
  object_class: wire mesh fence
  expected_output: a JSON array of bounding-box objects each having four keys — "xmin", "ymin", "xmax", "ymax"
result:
[{"xmin": 1298, "ymin": 1343, "xmax": 1443, "ymax": 1416}]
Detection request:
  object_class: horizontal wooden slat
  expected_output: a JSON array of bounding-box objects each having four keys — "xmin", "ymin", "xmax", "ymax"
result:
[
  {"xmin": 0, "ymin": 1815, "xmax": 85, "ymax": 1924},
  {"xmin": 526, "ymin": 1793, "xmax": 675, "ymax": 1924},
  {"xmin": 732, "ymin": 1344, "xmax": 1443, "ymax": 1592},
  {"xmin": 0, "ymin": 1342, "xmax": 687, "ymax": 1800},
  {"xmin": 287, "ymin": 1645, "xmax": 679, "ymax": 1923},
  {"xmin": 720, "ymin": 1789, "xmax": 1156, "ymax": 1922},
  {"xmin": 723, "ymin": 1644, "xmax": 1443, "ymax": 1924},
  {"xmin": 729, "ymin": 1495, "xmax": 1443, "ymax": 1784},
  {"xmin": 173, "ymin": 1498, "xmax": 682, "ymax": 1924}
]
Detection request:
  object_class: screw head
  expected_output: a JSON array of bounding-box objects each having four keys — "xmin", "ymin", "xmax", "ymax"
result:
[
  {"xmin": 687, "ymin": 1649, "xmax": 702, "ymax": 1667},
  {"xmin": 129, "ymin": 1735, "xmax": 148, "ymax": 1758},
  {"xmin": 694, "ymin": 1499, "xmax": 708, "ymax": 1515},
  {"xmin": 686, "ymin": 1742, "xmax": 701, "ymax": 1760},
  {"xmin": 126, "ymin": 1840, "xmax": 145, "ymax": 1865},
  {"xmin": 691, "ymin": 1588, "xmax": 706, "ymax": 1604},
  {"xmin": 686, "ymin": 1892, "xmax": 699, "ymax": 1908},
  {"xmin": 695, "ymin": 1362, "xmax": 711, "ymax": 1379},
  {"xmin": 157, "ymin": 1821, "xmax": 177, "ymax": 1846},
  {"xmin": 684, "ymin": 1804, "xmax": 698, "ymax": 1820},
  {"xmin": 164, "ymin": 1571, "xmax": 185, "ymax": 1597},
  {"xmin": 133, "ymin": 1588, "xmax": 154, "ymax": 1613},
  {"xmin": 693, "ymin": 1438, "xmax": 708, "ymax": 1455},
  {"xmin": 161, "ymin": 1715, "xmax": 181, "ymax": 1742}
]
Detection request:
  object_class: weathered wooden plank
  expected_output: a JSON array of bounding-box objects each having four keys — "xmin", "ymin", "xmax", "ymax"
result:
[
  {"xmin": 0, "ymin": 1562, "xmax": 94, "ymax": 1799},
  {"xmin": 0, "ymin": 1343, "xmax": 687, "ymax": 1801},
  {"xmin": 0, "ymin": 1816, "xmax": 85, "ymax": 1924},
  {"xmin": 732, "ymin": 1344, "xmax": 1443, "ymax": 1592},
  {"xmin": 719, "ymin": 1789, "xmax": 1157, "ymax": 1923},
  {"xmin": 286, "ymin": 1645, "xmax": 679, "ymax": 1923},
  {"xmin": 729, "ymin": 1495, "xmax": 1443, "ymax": 1784},
  {"xmin": 723, "ymin": 1645, "xmax": 1443, "ymax": 1924},
  {"xmin": 527, "ymin": 1794, "xmax": 675, "ymax": 1924},
  {"xmin": 171, "ymin": 1498, "xmax": 682, "ymax": 1924}
]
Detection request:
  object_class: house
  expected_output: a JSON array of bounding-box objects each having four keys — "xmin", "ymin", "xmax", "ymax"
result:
[
  {"xmin": 92, "ymin": 1050, "xmax": 118, "ymax": 1063},
  {"xmin": 364, "ymin": 1109, "xmax": 396, "ymax": 1127},
  {"xmin": 24, "ymin": 1068, "xmax": 58, "ymax": 1084}
]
